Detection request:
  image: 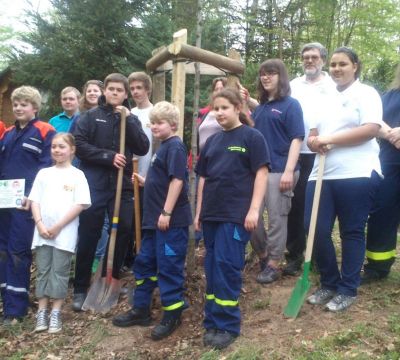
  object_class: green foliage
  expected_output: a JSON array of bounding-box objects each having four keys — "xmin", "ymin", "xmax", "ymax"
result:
[
  {"xmin": 10, "ymin": 0, "xmax": 146, "ymax": 117},
  {"xmin": 0, "ymin": 25, "xmax": 19, "ymax": 71}
]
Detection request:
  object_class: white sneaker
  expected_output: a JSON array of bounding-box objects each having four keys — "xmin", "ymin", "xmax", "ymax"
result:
[
  {"xmin": 34, "ymin": 309, "xmax": 48, "ymax": 332},
  {"xmin": 48, "ymin": 310, "xmax": 62, "ymax": 334},
  {"xmin": 325, "ymin": 294, "xmax": 356, "ymax": 312},
  {"xmin": 307, "ymin": 288, "xmax": 336, "ymax": 305}
]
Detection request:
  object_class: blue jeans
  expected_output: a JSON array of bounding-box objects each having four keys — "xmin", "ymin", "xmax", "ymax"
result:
[{"xmin": 304, "ymin": 173, "xmax": 380, "ymax": 296}]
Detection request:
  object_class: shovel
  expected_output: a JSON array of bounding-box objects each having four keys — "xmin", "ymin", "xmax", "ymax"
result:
[
  {"xmin": 284, "ymin": 154, "xmax": 326, "ymax": 318},
  {"xmin": 82, "ymin": 110, "xmax": 127, "ymax": 313},
  {"xmin": 132, "ymin": 157, "xmax": 142, "ymax": 253}
]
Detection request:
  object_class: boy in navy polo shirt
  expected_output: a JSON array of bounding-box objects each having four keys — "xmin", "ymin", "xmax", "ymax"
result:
[
  {"xmin": 0, "ymin": 86, "xmax": 55, "ymax": 324},
  {"xmin": 195, "ymin": 88, "xmax": 270, "ymax": 349},
  {"xmin": 113, "ymin": 101, "xmax": 192, "ymax": 341}
]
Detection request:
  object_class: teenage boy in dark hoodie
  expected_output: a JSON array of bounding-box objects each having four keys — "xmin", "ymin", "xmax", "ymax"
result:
[{"xmin": 72, "ymin": 73, "xmax": 149, "ymax": 311}]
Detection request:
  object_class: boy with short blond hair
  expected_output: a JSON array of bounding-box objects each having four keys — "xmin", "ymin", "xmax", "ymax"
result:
[
  {"xmin": 72, "ymin": 73, "xmax": 150, "ymax": 311},
  {"xmin": 49, "ymin": 86, "xmax": 81, "ymax": 133},
  {"xmin": 0, "ymin": 86, "xmax": 55, "ymax": 324},
  {"xmin": 113, "ymin": 101, "xmax": 192, "ymax": 341}
]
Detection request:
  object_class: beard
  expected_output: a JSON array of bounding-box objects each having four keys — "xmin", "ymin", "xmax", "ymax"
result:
[{"xmin": 304, "ymin": 66, "xmax": 323, "ymax": 79}]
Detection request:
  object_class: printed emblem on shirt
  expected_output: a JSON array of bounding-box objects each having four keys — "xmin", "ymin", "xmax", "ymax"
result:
[
  {"xmin": 95, "ymin": 118, "xmax": 107, "ymax": 123},
  {"xmin": 271, "ymin": 108, "xmax": 282, "ymax": 114},
  {"xmin": 63, "ymin": 184, "xmax": 74, "ymax": 192},
  {"xmin": 227, "ymin": 146, "xmax": 247, "ymax": 153}
]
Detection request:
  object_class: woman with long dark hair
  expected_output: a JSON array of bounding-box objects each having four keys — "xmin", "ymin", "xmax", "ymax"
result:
[
  {"xmin": 250, "ymin": 59, "xmax": 304, "ymax": 284},
  {"xmin": 306, "ymin": 47, "xmax": 382, "ymax": 311}
]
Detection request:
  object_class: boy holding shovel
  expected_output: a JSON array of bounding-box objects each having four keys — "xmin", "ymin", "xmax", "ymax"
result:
[{"xmin": 72, "ymin": 73, "xmax": 149, "ymax": 311}]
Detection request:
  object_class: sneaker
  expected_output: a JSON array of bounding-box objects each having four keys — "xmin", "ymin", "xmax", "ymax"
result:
[
  {"xmin": 259, "ymin": 258, "xmax": 267, "ymax": 272},
  {"xmin": 3, "ymin": 316, "xmax": 23, "ymax": 326},
  {"xmin": 283, "ymin": 256, "xmax": 303, "ymax": 276},
  {"xmin": 325, "ymin": 294, "xmax": 356, "ymax": 312},
  {"xmin": 48, "ymin": 311, "xmax": 62, "ymax": 333},
  {"xmin": 203, "ymin": 328, "xmax": 217, "ymax": 346},
  {"xmin": 307, "ymin": 288, "xmax": 336, "ymax": 305},
  {"xmin": 210, "ymin": 330, "xmax": 238, "ymax": 350},
  {"xmin": 256, "ymin": 265, "xmax": 280, "ymax": 284},
  {"xmin": 34, "ymin": 309, "xmax": 49, "ymax": 332}
]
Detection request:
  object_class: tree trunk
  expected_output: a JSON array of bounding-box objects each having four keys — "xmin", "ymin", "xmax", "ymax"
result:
[{"xmin": 186, "ymin": 0, "xmax": 202, "ymax": 277}]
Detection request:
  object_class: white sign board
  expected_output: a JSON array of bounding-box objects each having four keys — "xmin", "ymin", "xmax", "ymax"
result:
[{"xmin": 0, "ymin": 179, "xmax": 25, "ymax": 208}]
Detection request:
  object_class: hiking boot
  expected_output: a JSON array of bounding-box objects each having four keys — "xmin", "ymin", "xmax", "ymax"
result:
[
  {"xmin": 48, "ymin": 310, "xmax": 62, "ymax": 334},
  {"xmin": 307, "ymin": 288, "xmax": 336, "ymax": 305},
  {"xmin": 34, "ymin": 309, "xmax": 49, "ymax": 332},
  {"xmin": 256, "ymin": 265, "xmax": 280, "ymax": 284},
  {"xmin": 112, "ymin": 308, "xmax": 152, "ymax": 327},
  {"xmin": 360, "ymin": 270, "xmax": 388, "ymax": 285},
  {"xmin": 210, "ymin": 330, "xmax": 238, "ymax": 350},
  {"xmin": 325, "ymin": 294, "xmax": 356, "ymax": 312},
  {"xmin": 72, "ymin": 293, "xmax": 86, "ymax": 312},
  {"xmin": 203, "ymin": 328, "xmax": 217, "ymax": 346},
  {"xmin": 151, "ymin": 315, "xmax": 181, "ymax": 340},
  {"xmin": 283, "ymin": 256, "xmax": 303, "ymax": 276}
]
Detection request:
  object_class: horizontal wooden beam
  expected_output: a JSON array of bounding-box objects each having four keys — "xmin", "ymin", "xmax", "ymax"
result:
[
  {"xmin": 169, "ymin": 43, "xmax": 244, "ymax": 74},
  {"xmin": 146, "ymin": 44, "xmax": 244, "ymax": 75},
  {"xmin": 146, "ymin": 46, "xmax": 171, "ymax": 72}
]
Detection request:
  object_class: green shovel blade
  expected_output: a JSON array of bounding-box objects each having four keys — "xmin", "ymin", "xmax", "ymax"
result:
[{"xmin": 284, "ymin": 261, "xmax": 311, "ymax": 318}]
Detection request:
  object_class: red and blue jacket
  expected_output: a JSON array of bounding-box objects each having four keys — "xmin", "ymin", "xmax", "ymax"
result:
[{"xmin": 0, "ymin": 119, "xmax": 55, "ymax": 196}]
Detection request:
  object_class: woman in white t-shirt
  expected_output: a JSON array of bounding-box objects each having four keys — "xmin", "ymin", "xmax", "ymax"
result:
[
  {"xmin": 305, "ymin": 47, "xmax": 382, "ymax": 312},
  {"xmin": 29, "ymin": 133, "xmax": 91, "ymax": 333}
]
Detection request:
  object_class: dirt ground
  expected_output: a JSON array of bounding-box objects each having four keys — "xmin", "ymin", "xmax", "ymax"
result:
[{"xmin": 0, "ymin": 248, "xmax": 397, "ymax": 360}]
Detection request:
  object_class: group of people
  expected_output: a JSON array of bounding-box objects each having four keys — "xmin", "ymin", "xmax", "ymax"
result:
[{"xmin": 0, "ymin": 41, "xmax": 399, "ymax": 351}]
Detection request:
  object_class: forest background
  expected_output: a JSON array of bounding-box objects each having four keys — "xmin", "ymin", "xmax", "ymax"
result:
[{"xmin": 1, "ymin": 0, "xmax": 400, "ymax": 146}]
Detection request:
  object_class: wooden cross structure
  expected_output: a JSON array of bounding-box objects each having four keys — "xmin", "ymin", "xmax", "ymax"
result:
[{"xmin": 145, "ymin": 28, "xmax": 245, "ymax": 139}]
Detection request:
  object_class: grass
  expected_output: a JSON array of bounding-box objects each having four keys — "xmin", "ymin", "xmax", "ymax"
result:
[{"xmin": 78, "ymin": 319, "xmax": 111, "ymax": 359}]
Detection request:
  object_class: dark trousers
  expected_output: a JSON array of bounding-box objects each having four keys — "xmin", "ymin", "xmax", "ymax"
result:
[
  {"xmin": 74, "ymin": 189, "xmax": 134, "ymax": 294},
  {"xmin": 133, "ymin": 228, "xmax": 188, "ymax": 313},
  {"xmin": 0, "ymin": 209, "xmax": 34, "ymax": 317},
  {"xmin": 304, "ymin": 174, "xmax": 380, "ymax": 296},
  {"xmin": 203, "ymin": 222, "xmax": 250, "ymax": 335},
  {"xmin": 366, "ymin": 162, "xmax": 400, "ymax": 274},
  {"xmin": 286, "ymin": 153, "xmax": 315, "ymax": 260}
]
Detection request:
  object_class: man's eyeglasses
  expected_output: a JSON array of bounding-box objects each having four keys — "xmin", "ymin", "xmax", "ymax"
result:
[{"xmin": 302, "ymin": 55, "xmax": 321, "ymax": 62}]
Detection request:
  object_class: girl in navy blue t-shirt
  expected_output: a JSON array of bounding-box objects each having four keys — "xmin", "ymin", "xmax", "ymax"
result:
[
  {"xmin": 250, "ymin": 59, "xmax": 304, "ymax": 285},
  {"xmin": 195, "ymin": 88, "xmax": 270, "ymax": 350}
]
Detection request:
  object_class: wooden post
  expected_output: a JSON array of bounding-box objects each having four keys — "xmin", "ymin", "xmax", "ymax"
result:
[
  {"xmin": 170, "ymin": 29, "xmax": 187, "ymax": 140},
  {"xmin": 151, "ymin": 47, "xmax": 166, "ymax": 105}
]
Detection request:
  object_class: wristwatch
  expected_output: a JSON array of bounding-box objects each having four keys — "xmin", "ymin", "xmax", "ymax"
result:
[{"xmin": 161, "ymin": 209, "xmax": 172, "ymax": 216}]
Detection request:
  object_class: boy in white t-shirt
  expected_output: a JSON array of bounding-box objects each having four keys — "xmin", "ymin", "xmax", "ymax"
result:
[{"xmin": 128, "ymin": 72, "xmax": 153, "ymax": 177}]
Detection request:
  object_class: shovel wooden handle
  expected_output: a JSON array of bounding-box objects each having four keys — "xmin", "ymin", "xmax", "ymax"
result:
[
  {"xmin": 106, "ymin": 110, "xmax": 126, "ymax": 281},
  {"xmin": 132, "ymin": 158, "xmax": 141, "ymax": 252},
  {"xmin": 304, "ymin": 154, "xmax": 326, "ymax": 263}
]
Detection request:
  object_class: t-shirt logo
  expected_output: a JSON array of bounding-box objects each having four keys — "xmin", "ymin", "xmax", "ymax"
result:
[
  {"xmin": 63, "ymin": 184, "xmax": 74, "ymax": 192},
  {"xmin": 227, "ymin": 146, "xmax": 247, "ymax": 153}
]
